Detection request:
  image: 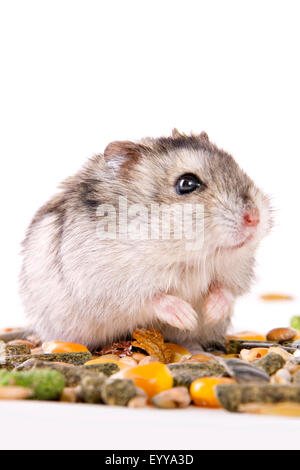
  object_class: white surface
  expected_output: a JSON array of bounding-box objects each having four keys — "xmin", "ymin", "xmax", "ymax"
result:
[
  {"xmin": 0, "ymin": 0, "xmax": 300, "ymax": 451},
  {"xmin": 0, "ymin": 399, "xmax": 300, "ymax": 451}
]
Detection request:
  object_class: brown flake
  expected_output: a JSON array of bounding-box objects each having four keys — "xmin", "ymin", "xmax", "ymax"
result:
[
  {"xmin": 131, "ymin": 329, "xmax": 173, "ymax": 363},
  {"xmin": 97, "ymin": 341, "xmax": 133, "ymax": 357}
]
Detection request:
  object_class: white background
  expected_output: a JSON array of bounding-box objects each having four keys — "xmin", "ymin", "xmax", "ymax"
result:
[{"xmin": 0, "ymin": 1, "xmax": 299, "ymax": 450}]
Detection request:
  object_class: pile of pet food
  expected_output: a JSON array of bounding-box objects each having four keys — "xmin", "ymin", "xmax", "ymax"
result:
[{"xmin": 0, "ymin": 315, "xmax": 300, "ymax": 417}]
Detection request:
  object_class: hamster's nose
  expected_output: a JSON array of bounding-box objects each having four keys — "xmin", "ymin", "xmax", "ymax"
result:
[{"xmin": 243, "ymin": 207, "xmax": 260, "ymax": 227}]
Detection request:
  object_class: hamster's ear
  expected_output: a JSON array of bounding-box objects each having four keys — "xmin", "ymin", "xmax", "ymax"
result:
[
  {"xmin": 171, "ymin": 128, "xmax": 182, "ymax": 138},
  {"xmin": 172, "ymin": 128, "xmax": 208, "ymax": 141},
  {"xmin": 199, "ymin": 131, "xmax": 209, "ymax": 142},
  {"xmin": 104, "ymin": 140, "xmax": 143, "ymax": 173}
]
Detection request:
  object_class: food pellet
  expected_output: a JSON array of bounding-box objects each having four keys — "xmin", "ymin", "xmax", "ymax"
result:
[{"xmin": 0, "ymin": 324, "xmax": 298, "ymax": 417}]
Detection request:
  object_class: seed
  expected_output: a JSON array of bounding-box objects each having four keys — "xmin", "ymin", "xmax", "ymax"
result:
[
  {"xmin": 266, "ymin": 327, "xmax": 297, "ymax": 342},
  {"xmin": 226, "ymin": 340, "xmax": 274, "ymax": 354},
  {"xmin": 224, "ymin": 358, "xmax": 270, "ymax": 383},
  {"xmin": 151, "ymin": 387, "xmax": 191, "ymax": 409},
  {"xmin": 190, "ymin": 377, "xmax": 235, "ymax": 407},
  {"xmin": 226, "ymin": 339, "xmax": 296, "ymax": 354},
  {"xmin": 240, "ymin": 348, "xmax": 269, "ymax": 362}
]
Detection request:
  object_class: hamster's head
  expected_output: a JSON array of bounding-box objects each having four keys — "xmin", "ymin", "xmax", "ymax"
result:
[{"xmin": 102, "ymin": 130, "xmax": 272, "ymax": 258}]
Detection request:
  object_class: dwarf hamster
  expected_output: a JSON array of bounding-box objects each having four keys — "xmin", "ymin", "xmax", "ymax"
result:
[{"xmin": 20, "ymin": 130, "xmax": 272, "ymax": 352}]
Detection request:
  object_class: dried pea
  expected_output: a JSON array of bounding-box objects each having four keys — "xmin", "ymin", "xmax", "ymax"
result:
[{"xmin": 290, "ymin": 316, "xmax": 300, "ymax": 331}]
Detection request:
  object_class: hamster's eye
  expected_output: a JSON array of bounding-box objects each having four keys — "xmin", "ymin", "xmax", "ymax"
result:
[{"xmin": 175, "ymin": 173, "xmax": 205, "ymax": 195}]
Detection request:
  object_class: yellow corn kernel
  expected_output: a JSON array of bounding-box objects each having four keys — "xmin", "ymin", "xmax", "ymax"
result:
[
  {"xmin": 122, "ymin": 363, "xmax": 173, "ymax": 398},
  {"xmin": 42, "ymin": 341, "xmax": 89, "ymax": 354},
  {"xmin": 190, "ymin": 377, "xmax": 235, "ymax": 408},
  {"xmin": 226, "ymin": 331, "xmax": 266, "ymax": 341}
]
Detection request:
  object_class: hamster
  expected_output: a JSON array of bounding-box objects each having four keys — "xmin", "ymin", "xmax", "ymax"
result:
[{"xmin": 19, "ymin": 130, "xmax": 272, "ymax": 352}]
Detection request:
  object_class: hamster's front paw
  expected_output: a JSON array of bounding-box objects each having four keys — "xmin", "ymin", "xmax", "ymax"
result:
[
  {"xmin": 204, "ymin": 287, "xmax": 234, "ymax": 325},
  {"xmin": 151, "ymin": 294, "xmax": 198, "ymax": 331}
]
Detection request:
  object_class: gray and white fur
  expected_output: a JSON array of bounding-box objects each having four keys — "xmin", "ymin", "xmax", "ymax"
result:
[{"xmin": 20, "ymin": 130, "xmax": 272, "ymax": 351}]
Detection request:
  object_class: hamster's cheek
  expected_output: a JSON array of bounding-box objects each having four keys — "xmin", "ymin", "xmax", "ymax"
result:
[{"xmin": 249, "ymin": 188, "xmax": 273, "ymax": 241}]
